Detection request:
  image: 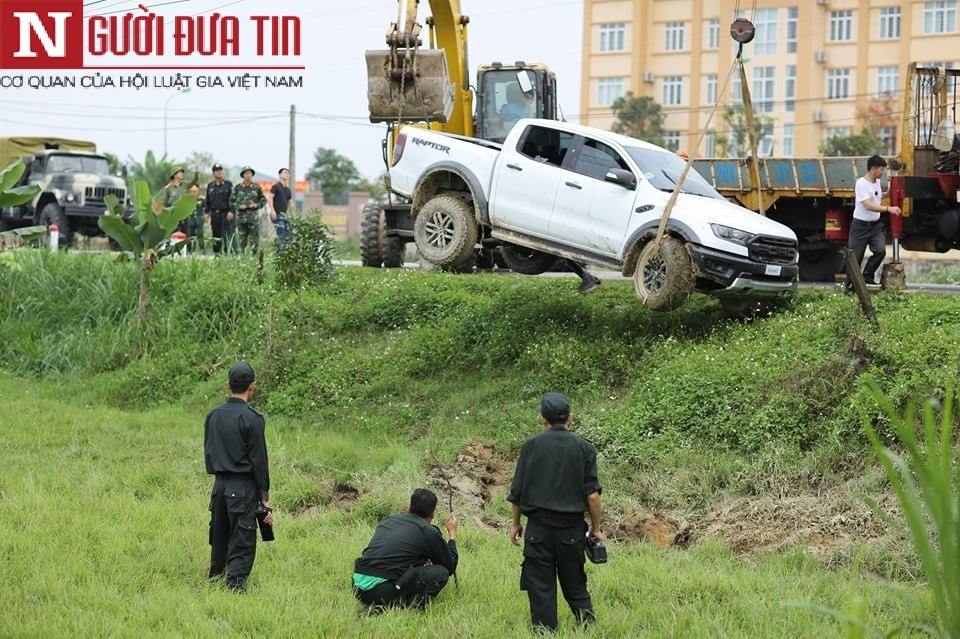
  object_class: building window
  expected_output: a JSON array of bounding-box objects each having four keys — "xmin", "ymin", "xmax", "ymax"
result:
[
  {"xmin": 665, "ymin": 21, "xmax": 685, "ymax": 51},
  {"xmin": 879, "ymin": 126, "xmax": 897, "ymax": 154},
  {"xmin": 924, "ymin": 1, "xmax": 957, "ymax": 34},
  {"xmin": 876, "ymin": 66, "xmax": 899, "ymax": 97},
  {"xmin": 828, "ymin": 68, "xmax": 851, "ymax": 100},
  {"xmin": 783, "ymin": 123, "xmax": 794, "ymax": 156},
  {"xmin": 786, "ymin": 7, "xmax": 798, "ymax": 53},
  {"xmin": 785, "ymin": 65, "xmax": 796, "ymax": 112},
  {"xmin": 826, "ymin": 127, "xmax": 852, "ymax": 139},
  {"xmin": 597, "ymin": 77, "xmax": 625, "ymax": 107},
  {"xmin": 705, "ymin": 74, "xmax": 718, "ymax": 104},
  {"xmin": 879, "ymin": 7, "xmax": 901, "ymax": 39},
  {"xmin": 707, "ymin": 18, "xmax": 720, "ymax": 49},
  {"xmin": 663, "ymin": 131, "xmax": 681, "ymax": 151},
  {"xmin": 758, "ymin": 134, "xmax": 775, "ymax": 157},
  {"xmin": 704, "ymin": 130, "xmax": 716, "ymax": 157},
  {"xmin": 662, "ymin": 76, "xmax": 683, "ymax": 105},
  {"xmin": 753, "ymin": 8, "xmax": 778, "ymax": 55},
  {"xmin": 753, "ymin": 66, "xmax": 776, "ymax": 113},
  {"xmin": 599, "ymin": 23, "xmax": 626, "ymax": 52},
  {"xmin": 829, "ymin": 10, "xmax": 854, "ymax": 41}
]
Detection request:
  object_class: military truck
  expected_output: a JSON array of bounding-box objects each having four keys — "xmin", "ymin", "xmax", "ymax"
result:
[{"xmin": 0, "ymin": 137, "xmax": 127, "ymax": 246}]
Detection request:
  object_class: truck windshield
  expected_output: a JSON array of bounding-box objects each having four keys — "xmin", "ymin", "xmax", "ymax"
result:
[
  {"xmin": 47, "ymin": 155, "xmax": 109, "ymax": 175},
  {"xmin": 624, "ymin": 147, "xmax": 722, "ymax": 199}
]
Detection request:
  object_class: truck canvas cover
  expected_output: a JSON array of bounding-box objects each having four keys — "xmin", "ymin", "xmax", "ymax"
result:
[{"xmin": 0, "ymin": 137, "xmax": 98, "ymax": 168}]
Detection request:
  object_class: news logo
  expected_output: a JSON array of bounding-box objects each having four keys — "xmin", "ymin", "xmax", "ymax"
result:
[{"xmin": 0, "ymin": 0, "xmax": 84, "ymax": 69}]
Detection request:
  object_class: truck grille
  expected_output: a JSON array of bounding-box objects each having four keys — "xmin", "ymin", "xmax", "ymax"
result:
[
  {"xmin": 748, "ymin": 236, "xmax": 797, "ymax": 265},
  {"xmin": 84, "ymin": 186, "xmax": 125, "ymax": 208}
]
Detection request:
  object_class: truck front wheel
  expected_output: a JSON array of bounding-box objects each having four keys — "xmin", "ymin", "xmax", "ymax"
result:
[
  {"xmin": 414, "ymin": 194, "xmax": 478, "ymax": 268},
  {"xmin": 633, "ymin": 236, "xmax": 694, "ymax": 311},
  {"xmin": 38, "ymin": 203, "xmax": 71, "ymax": 249}
]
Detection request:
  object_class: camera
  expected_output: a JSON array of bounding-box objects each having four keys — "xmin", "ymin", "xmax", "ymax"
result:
[
  {"xmin": 585, "ymin": 536, "xmax": 607, "ymax": 564},
  {"xmin": 256, "ymin": 504, "xmax": 275, "ymax": 542}
]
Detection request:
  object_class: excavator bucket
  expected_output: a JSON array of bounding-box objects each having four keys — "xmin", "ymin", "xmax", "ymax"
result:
[{"xmin": 365, "ymin": 49, "xmax": 455, "ymax": 123}]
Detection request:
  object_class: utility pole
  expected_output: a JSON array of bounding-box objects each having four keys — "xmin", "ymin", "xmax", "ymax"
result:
[{"xmin": 289, "ymin": 104, "xmax": 296, "ymax": 212}]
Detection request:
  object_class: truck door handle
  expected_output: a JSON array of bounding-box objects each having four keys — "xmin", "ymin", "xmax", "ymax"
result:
[
  {"xmin": 635, "ymin": 204, "xmax": 654, "ymax": 213},
  {"xmin": 506, "ymin": 163, "xmax": 523, "ymax": 171},
  {"xmin": 564, "ymin": 181, "xmax": 582, "ymax": 190}
]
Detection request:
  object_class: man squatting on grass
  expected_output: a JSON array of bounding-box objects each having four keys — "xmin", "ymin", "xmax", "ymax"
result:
[
  {"xmin": 204, "ymin": 361, "xmax": 272, "ymax": 592},
  {"xmin": 352, "ymin": 488, "xmax": 459, "ymax": 609}
]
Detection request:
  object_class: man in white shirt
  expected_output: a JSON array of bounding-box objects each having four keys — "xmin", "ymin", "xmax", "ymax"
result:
[{"xmin": 848, "ymin": 155, "xmax": 902, "ymax": 287}]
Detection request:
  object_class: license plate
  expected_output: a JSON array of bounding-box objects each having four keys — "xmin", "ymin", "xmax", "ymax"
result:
[{"xmin": 765, "ymin": 265, "xmax": 782, "ymax": 276}]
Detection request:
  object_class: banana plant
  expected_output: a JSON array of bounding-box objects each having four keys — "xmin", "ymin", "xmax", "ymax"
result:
[
  {"xmin": 0, "ymin": 159, "xmax": 42, "ymax": 254},
  {"xmin": 99, "ymin": 179, "xmax": 195, "ymax": 320}
]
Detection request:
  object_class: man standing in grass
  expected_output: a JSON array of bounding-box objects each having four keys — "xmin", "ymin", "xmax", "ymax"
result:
[
  {"xmin": 509, "ymin": 392, "xmax": 603, "ymax": 632},
  {"xmin": 204, "ymin": 361, "xmax": 272, "ymax": 592},
  {"xmin": 352, "ymin": 488, "xmax": 458, "ymax": 609}
]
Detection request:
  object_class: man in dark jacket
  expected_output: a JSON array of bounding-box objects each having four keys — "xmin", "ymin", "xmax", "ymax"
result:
[
  {"xmin": 353, "ymin": 488, "xmax": 458, "ymax": 609},
  {"xmin": 204, "ymin": 361, "xmax": 272, "ymax": 591},
  {"xmin": 508, "ymin": 392, "xmax": 603, "ymax": 632},
  {"xmin": 205, "ymin": 163, "xmax": 233, "ymax": 255}
]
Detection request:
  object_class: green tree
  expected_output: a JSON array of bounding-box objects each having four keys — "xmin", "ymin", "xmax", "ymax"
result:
[
  {"xmin": 353, "ymin": 173, "xmax": 388, "ymax": 203},
  {"xmin": 103, "ymin": 152, "xmax": 124, "ymax": 177},
  {"xmin": 713, "ymin": 105, "xmax": 775, "ymax": 158},
  {"xmin": 99, "ymin": 181, "xmax": 195, "ymax": 321},
  {"xmin": 183, "ymin": 150, "xmax": 215, "ymax": 188},
  {"xmin": 0, "ymin": 159, "xmax": 42, "ymax": 250},
  {"xmin": 306, "ymin": 147, "xmax": 361, "ymax": 206},
  {"xmin": 818, "ymin": 126, "xmax": 886, "ymax": 157},
  {"xmin": 126, "ymin": 150, "xmax": 180, "ymax": 196},
  {"xmin": 610, "ymin": 92, "xmax": 666, "ymax": 146}
]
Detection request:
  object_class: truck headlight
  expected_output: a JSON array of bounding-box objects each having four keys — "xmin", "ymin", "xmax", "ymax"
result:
[
  {"xmin": 711, "ymin": 223, "xmax": 754, "ymax": 246},
  {"xmin": 63, "ymin": 192, "xmax": 75, "ymax": 203}
]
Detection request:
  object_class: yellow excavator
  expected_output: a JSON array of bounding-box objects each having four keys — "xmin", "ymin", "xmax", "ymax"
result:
[{"xmin": 360, "ymin": 0, "xmax": 558, "ymax": 267}]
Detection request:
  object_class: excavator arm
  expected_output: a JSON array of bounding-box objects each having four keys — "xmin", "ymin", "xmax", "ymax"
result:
[{"xmin": 365, "ymin": 0, "xmax": 474, "ymax": 137}]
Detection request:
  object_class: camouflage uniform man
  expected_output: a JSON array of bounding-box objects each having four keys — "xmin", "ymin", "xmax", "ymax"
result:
[
  {"xmin": 206, "ymin": 163, "xmax": 233, "ymax": 255},
  {"xmin": 230, "ymin": 166, "xmax": 266, "ymax": 254},
  {"xmin": 159, "ymin": 167, "xmax": 187, "ymax": 209},
  {"xmin": 183, "ymin": 183, "xmax": 206, "ymax": 253}
]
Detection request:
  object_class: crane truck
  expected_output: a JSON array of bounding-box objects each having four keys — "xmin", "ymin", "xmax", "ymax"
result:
[
  {"xmin": 693, "ymin": 63, "xmax": 960, "ymax": 283},
  {"xmin": 361, "ymin": 0, "xmax": 558, "ymax": 269}
]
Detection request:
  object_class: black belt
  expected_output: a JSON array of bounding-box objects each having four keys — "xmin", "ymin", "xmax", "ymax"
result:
[{"xmin": 215, "ymin": 472, "xmax": 254, "ymax": 481}]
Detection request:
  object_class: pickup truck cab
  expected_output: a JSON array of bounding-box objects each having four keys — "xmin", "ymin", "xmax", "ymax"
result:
[{"xmin": 389, "ymin": 118, "xmax": 799, "ymax": 312}]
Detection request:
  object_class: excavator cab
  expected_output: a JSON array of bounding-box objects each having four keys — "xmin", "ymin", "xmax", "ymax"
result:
[{"xmin": 475, "ymin": 63, "xmax": 557, "ymax": 143}]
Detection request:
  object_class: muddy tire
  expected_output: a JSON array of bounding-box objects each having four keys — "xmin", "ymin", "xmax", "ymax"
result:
[
  {"xmin": 418, "ymin": 250, "xmax": 474, "ymax": 273},
  {"xmin": 798, "ymin": 246, "xmax": 841, "ymax": 282},
  {"xmin": 499, "ymin": 243, "xmax": 558, "ymax": 275},
  {"xmin": 719, "ymin": 296, "xmax": 784, "ymax": 320},
  {"xmin": 360, "ymin": 202, "xmax": 405, "ymax": 267},
  {"xmin": 413, "ymin": 194, "xmax": 478, "ymax": 268},
  {"xmin": 38, "ymin": 203, "xmax": 71, "ymax": 249},
  {"xmin": 633, "ymin": 236, "xmax": 694, "ymax": 311}
]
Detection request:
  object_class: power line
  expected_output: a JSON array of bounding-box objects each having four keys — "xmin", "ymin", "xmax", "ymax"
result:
[{"xmin": 0, "ymin": 113, "xmax": 283, "ymax": 133}]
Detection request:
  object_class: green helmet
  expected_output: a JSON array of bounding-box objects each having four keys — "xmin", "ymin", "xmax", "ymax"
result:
[
  {"xmin": 169, "ymin": 166, "xmax": 185, "ymax": 180},
  {"xmin": 240, "ymin": 166, "xmax": 255, "ymax": 177}
]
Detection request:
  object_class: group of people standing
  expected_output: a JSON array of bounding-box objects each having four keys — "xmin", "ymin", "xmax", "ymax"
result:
[
  {"xmin": 159, "ymin": 164, "xmax": 294, "ymax": 255},
  {"xmin": 204, "ymin": 362, "xmax": 603, "ymax": 634}
]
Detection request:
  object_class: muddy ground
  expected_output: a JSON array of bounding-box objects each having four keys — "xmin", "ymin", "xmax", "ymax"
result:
[{"xmin": 297, "ymin": 440, "xmax": 898, "ymax": 560}]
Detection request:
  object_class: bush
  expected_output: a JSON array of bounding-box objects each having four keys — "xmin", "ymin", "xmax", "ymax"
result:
[{"xmin": 273, "ymin": 211, "xmax": 337, "ymax": 290}]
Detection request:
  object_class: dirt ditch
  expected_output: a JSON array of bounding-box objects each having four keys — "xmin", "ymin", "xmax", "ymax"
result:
[
  {"xmin": 294, "ymin": 480, "xmax": 360, "ymax": 517},
  {"xmin": 427, "ymin": 441, "xmax": 515, "ymax": 509}
]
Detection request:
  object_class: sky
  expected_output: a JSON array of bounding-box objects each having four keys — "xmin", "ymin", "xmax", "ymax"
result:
[{"xmin": 0, "ymin": 0, "xmax": 583, "ymax": 180}]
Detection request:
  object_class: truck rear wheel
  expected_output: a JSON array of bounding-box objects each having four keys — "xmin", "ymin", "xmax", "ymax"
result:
[
  {"xmin": 633, "ymin": 236, "xmax": 694, "ymax": 311},
  {"xmin": 499, "ymin": 243, "xmax": 558, "ymax": 275},
  {"xmin": 38, "ymin": 203, "xmax": 71, "ymax": 249},
  {"xmin": 360, "ymin": 202, "xmax": 405, "ymax": 267},
  {"xmin": 414, "ymin": 194, "xmax": 477, "ymax": 268},
  {"xmin": 798, "ymin": 247, "xmax": 841, "ymax": 282}
]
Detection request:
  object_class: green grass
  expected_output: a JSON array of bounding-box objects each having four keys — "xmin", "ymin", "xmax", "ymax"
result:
[{"xmin": 0, "ymin": 376, "xmax": 934, "ymax": 637}]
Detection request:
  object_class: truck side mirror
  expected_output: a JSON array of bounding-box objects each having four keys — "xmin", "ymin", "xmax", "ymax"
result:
[{"xmin": 605, "ymin": 168, "xmax": 636, "ymax": 190}]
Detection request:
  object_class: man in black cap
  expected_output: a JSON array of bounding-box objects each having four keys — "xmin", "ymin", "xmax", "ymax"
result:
[
  {"xmin": 508, "ymin": 392, "xmax": 602, "ymax": 632},
  {"xmin": 205, "ymin": 163, "xmax": 234, "ymax": 255},
  {"xmin": 352, "ymin": 488, "xmax": 459, "ymax": 610},
  {"xmin": 204, "ymin": 361, "xmax": 272, "ymax": 591}
]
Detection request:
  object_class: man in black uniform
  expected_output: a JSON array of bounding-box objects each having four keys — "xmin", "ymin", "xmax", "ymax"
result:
[
  {"xmin": 205, "ymin": 162, "xmax": 234, "ymax": 255},
  {"xmin": 352, "ymin": 488, "xmax": 459, "ymax": 609},
  {"xmin": 508, "ymin": 392, "xmax": 603, "ymax": 632},
  {"xmin": 204, "ymin": 361, "xmax": 272, "ymax": 591}
]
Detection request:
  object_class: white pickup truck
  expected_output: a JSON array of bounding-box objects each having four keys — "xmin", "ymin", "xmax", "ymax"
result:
[{"xmin": 389, "ymin": 118, "xmax": 799, "ymax": 312}]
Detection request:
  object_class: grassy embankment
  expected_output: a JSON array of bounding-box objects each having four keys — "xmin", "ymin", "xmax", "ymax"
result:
[{"xmin": 2, "ymin": 251, "xmax": 957, "ymax": 636}]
